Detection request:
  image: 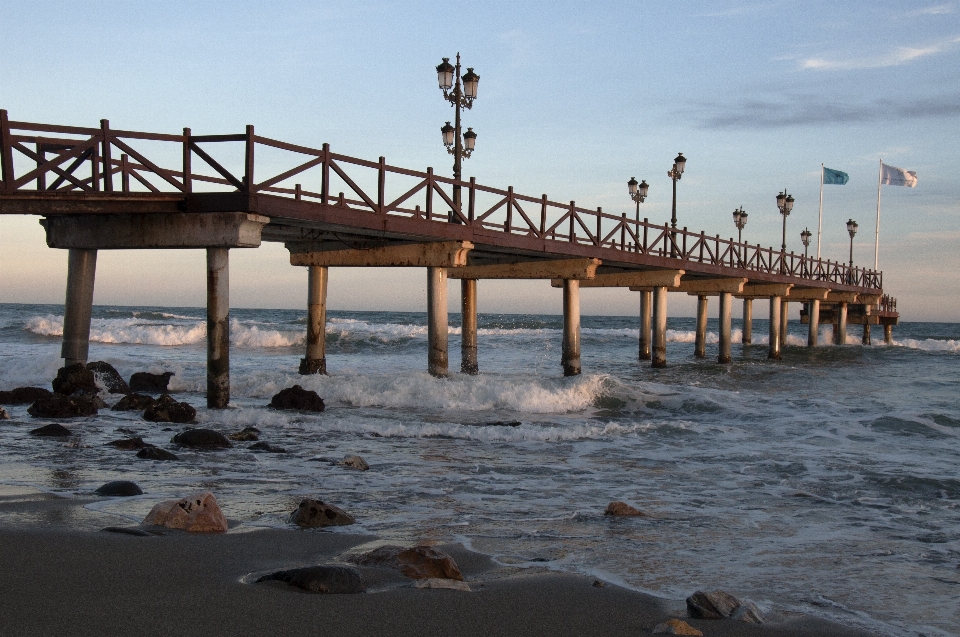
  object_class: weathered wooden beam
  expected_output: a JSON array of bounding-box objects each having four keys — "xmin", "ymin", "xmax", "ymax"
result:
[
  {"xmin": 289, "ymin": 241, "xmax": 473, "ymax": 267},
  {"xmin": 736, "ymin": 282, "xmax": 794, "ymax": 298},
  {"xmin": 677, "ymin": 277, "xmax": 747, "ymax": 295},
  {"xmin": 42, "ymin": 212, "xmax": 268, "ymax": 249},
  {"xmin": 448, "ymin": 258, "xmax": 600, "ymax": 280},
  {"xmin": 552, "ymin": 269, "xmax": 683, "ymax": 288},
  {"xmin": 785, "ymin": 287, "xmax": 832, "ymax": 301}
]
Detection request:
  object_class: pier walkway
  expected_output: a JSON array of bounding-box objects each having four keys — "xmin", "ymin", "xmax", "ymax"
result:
[{"xmin": 0, "ymin": 111, "xmax": 899, "ymax": 407}]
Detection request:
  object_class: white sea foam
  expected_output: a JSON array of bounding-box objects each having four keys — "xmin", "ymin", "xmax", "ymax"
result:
[{"xmin": 894, "ymin": 338, "xmax": 960, "ymax": 353}]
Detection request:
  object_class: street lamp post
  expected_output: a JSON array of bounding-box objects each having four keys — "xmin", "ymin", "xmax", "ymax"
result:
[
  {"xmin": 776, "ymin": 189, "xmax": 794, "ymax": 273},
  {"xmin": 732, "ymin": 206, "xmax": 747, "ymax": 243},
  {"xmin": 800, "ymin": 227, "xmax": 812, "ymax": 276},
  {"xmin": 846, "ymin": 219, "xmax": 858, "ymax": 283},
  {"xmin": 436, "ymin": 54, "xmax": 479, "ymax": 222},
  {"xmin": 627, "ymin": 176, "xmax": 649, "ymax": 224},
  {"xmin": 667, "ymin": 153, "xmax": 686, "ymax": 257}
]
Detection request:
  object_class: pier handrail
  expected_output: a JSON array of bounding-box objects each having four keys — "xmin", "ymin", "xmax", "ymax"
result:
[{"xmin": 0, "ymin": 111, "xmax": 882, "ymax": 290}]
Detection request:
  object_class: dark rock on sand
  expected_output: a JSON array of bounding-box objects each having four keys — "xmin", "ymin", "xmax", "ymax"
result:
[
  {"xmin": 171, "ymin": 428, "xmax": 231, "ymax": 449},
  {"xmin": 339, "ymin": 455, "xmax": 369, "ymax": 471},
  {"xmin": 228, "ymin": 426, "xmax": 260, "ymax": 441},
  {"xmin": 136, "ymin": 447, "xmax": 179, "ymax": 461},
  {"xmin": 255, "ymin": 565, "xmax": 366, "ymax": 594},
  {"xmin": 106, "ymin": 436, "xmax": 151, "ymax": 450},
  {"xmin": 101, "ymin": 526, "xmax": 154, "ymax": 537},
  {"xmin": 52, "ymin": 363, "xmax": 99, "ymax": 395},
  {"xmin": 111, "ymin": 393, "xmax": 156, "ymax": 411},
  {"xmin": 142, "ymin": 492, "xmax": 227, "ymax": 533},
  {"xmin": 95, "ymin": 481, "xmax": 143, "ymax": 497},
  {"xmin": 249, "ymin": 441, "xmax": 287, "ymax": 453},
  {"xmin": 27, "ymin": 394, "xmax": 99, "ymax": 418},
  {"xmin": 129, "ymin": 371, "xmax": 174, "ymax": 393},
  {"xmin": 0, "ymin": 387, "xmax": 52, "ymax": 404},
  {"xmin": 30, "ymin": 423, "xmax": 72, "ymax": 437},
  {"xmin": 348, "ymin": 545, "xmax": 464, "ymax": 581},
  {"xmin": 652, "ymin": 619, "xmax": 703, "ymax": 635},
  {"xmin": 604, "ymin": 501, "xmax": 645, "ymax": 516},
  {"xmin": 730, "ymin": 601, "xmax": 765, "ymax": 624},
  {"xmin": 268, "ymin": 385, "xmax": 325, "ymax": 412},
  {"xmin": 144, "ymin": 395, "xmax": 196, "ymax": 424},
  {"xmin": 686, "ymin": 590, "xmax": 742, "ymax": 619},
  {"xmin": 288, "ymin": 498, "xmax": 355, "ymax": 528},
  {"xmin": 86, "ymin": 361, "xmax": 131, "ymax": 394}
]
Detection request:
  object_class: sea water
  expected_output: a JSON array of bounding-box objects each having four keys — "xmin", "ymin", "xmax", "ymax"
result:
[{"xmin": 0, "ymin": 302, "xmax": 958, "ymax": 636}]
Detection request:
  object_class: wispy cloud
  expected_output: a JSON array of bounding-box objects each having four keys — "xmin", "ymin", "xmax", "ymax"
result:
[
  {"xmin": 695, "ymin": 2, "xmax": 783, "ymax": 17},
  {"xmin": 694, "ymin": 93, "xmax": 960, "ymax": 129},
  {"xmin": 800, "ymin": 36, "xmax": 960, "ymax": 70},
  {"xmin": 904, "ymin": 3, "xmax": 955, "ymax": 17}
]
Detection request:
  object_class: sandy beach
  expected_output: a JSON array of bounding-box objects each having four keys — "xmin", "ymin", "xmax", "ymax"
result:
[{"xmin": 0, "ymin": 488, "xmax": 880, "ymax": 637}]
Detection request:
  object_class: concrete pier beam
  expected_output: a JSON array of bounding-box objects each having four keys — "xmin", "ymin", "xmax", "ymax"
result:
[
  {"xmin": 639, "ymin": 290, "xmax": 652, "ymax": 361},
  {"xmin": 562, "ymin": 279, "xmax": 581, "ymax": 376},
  {"xmin": 652, "ymin": 286, "xmax": 668, "ymax": 368},
  {"xmin": 718, "ymin": 292, "xmax": 732, "ymax": 364},
  {"xmin": 300, "ymin": 265, "xmax": 328, "ymax": 375},
  {"xmin": 884, "ymin": 324, "xmax": 893, "ymax": 344},
  {"xmin": 694, "ymin": 295, "xmax": 708, "ymax": 359},
  {"xmin": 862, "ymin": 323, "xmax": 872, "ymax": 345},
  {"xmin": 61, "ymin": 248, "xmax": 98, "ymax": 366},
  {"xmin": 768, "ymin": 296, "xmax": 782, "ymax": 360},
  {"xmin": 808, "ymin": 299, "xmax": 820, "ymax": 347},
  {"xmin": 206, "ymin": 248, "xmax": 230, "ymax": 408},
  {"xmin": 427, "ymin": 267, "xmax": 449, "ymax": 377},
  {"xmin": 742, "ymin": 298, "xmax": 752, "ymax": 345},
  {"xmin": 461, "ymin": 279, "xmax": 478, "ymax": 374},
  {"xmin": 836, "ymin": 302, "xmax": 848, "ymax": 345}
]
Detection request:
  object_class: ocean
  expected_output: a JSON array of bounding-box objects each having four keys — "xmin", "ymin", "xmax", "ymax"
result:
[{"xmin": 1, "ymin": 302, "xmax": 958, "ymax": 636}]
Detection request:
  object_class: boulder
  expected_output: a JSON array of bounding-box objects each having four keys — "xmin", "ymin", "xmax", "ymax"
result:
[
  {"xmin": 30, "ymin": 423, "xmax": 72, "ymax": 437},
  {"xmin": 142, "ymin": 492, "xmax": 228, "ymax": 533},
  {"xmin": 228, "ymin": 426, "xmax": 260, "ymax": 441},
  {"xmin": 349, "ymin": 545, "xmax": 464, "ymax": 581},
  {"xmin": 52, "ymin": 363, "xmax": 99, "ymax": 396},
  {"xmin": 339, "ymin": 455, "xmax": 369, "ymax": 471},
  {"xmin": 86, "ymin": 361, "xmax": 131, "ymax": 394},
  {"xmin": 249, "ymin": 441, "xmax": 287, "ymax": 453},
  {"xmin": 136, "ymin": 447, "xmax": 179, "ymax": 461},
  {"xmin": 730, "ymin": 601, "xmax": 765, "ymax": 624},
  {"xmin": 268, "ymin": 385, "xmax": 325, "ymax": 412},
  {"xmin": 27, "ymin": 394, "xmax": 99, "ymax": 418},
  {"xmin": 106, "ymin": 436, "xmax": 151, "ymax": 450},
  {"xmin": 288, "ymin": 498, "xmax": 355, "ymax": 528},
  {"xmin": 0, "ymin": 387, "xmax": 52, "ymax": 404},
  {"xmin": 0, "ymin": 407, "xmax": 8, "ymax": 420},
  {"xmin": 604, "ymin": 501, "xmax": 645, "ymax": 516},
  {"xmin": 686, "ymin": 590, "xmax": 742, "ymax": 619},
  {"xmin": 414, "ymin": 578, "xmax": 471, "ymax": 592},
  {"xmin": 652, "ymin": 619, "xmax": 703, "ymax": 636},
  {"xmin": 144, "ymin": 395, "xmax": 196, "ymax": 424},
  {"xmin": 129, "ymin": 371, "xmax": 174, "ymax": 393},
  {"xmin": 95, "ymin": 481, "xmax": 143, "ymax": 497},
  {"xmin": 171, "ymin": 428, "xmax": 231, "ymax": 449},
  {"xmin": 112, "ymin": 393, "xmax": 157, "ymax": 411},
  {"xmin": 255, "ymin": 566, "xmax": 366, "ymax": 594}
]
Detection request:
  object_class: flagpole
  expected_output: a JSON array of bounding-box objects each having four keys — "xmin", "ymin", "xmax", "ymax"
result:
[
  {"xmin": 817, "ymin": 163, "xmax": 824, "ymax": 259},
  {"xmin": 875, "ymin": 159, "xmax": 882, "ymax": 269}
]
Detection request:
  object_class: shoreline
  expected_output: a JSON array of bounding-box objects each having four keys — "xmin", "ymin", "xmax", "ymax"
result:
[{"xmin": 0, "ymin": 487, "xmax": 879, "ymax": 637}]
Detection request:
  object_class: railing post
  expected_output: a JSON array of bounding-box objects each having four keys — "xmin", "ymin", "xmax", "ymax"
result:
[
  {"xmin": 321, "ymin": 143, "xmax": 330, "ymax": 204},
  {"xmin": 121, "ymin": 154, "xmax": 130, "ymax": 192},
  {"xmin": 540, "ymin": 194, "xmax": 547, "ymax": 237},
  {"xmin": 0, "ymin": 109, "xmax": 14, "ymax": 192},
  {"xmin": 36, "ymin": 143, "xmax": 45, "ymax": 191},
  {"xmin": 596, "ymin": 207, "xmax": 602, "ymax": 247},
  {"xmin": 244, "ymin": 124, "xmax": 255, "ymax": 192},
  {"xmin": 426, "ymin": 167, "xmax": 434, "ymax": 220},
  {"xmin": 90, "ymin": 143, "xmax": 100, "ymax": 192},
  {"xmin": 569, "ymin": 201, "xmax": 576, "ymax": 242},
  {"xmin": 182, "ymin": 128, "xmax": 192, "ymax": 193},
  {"xmin": 295, "ymin": 183, "xmax": 302, "ymax": 200},
  {"xmin": 642, "ymin": 219, "xmax": 648, "ymax": 253},
  {"xmin": 506, "ymin": 186, "xmax": 514, "ymax": 232},
  {"xmin": 378, "ymin": 156, "xmax": 386, "ymax": 215},
  {"xmin": 100, "ymin": 119, "xmax": 113, "ymax": 192},
  {"xmin": 620, "ymin": 213, "xmax": 626, "ymax": 249},
  {"xmin": 469, "ymin": 177, "xmax": 477, "ymax": 224}
]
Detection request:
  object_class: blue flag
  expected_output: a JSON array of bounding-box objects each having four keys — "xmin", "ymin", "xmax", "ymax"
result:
[{"xmin": 823, "ymin": 167, "xmax": 849, "ymax": 185}]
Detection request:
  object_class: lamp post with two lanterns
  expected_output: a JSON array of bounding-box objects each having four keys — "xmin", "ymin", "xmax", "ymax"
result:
[
  {"xmin": 626, "ymin": 177, "xmax": 649, "ymax": 224},
  {"xmin": 800, "ymin": 227, "xmax": 812, "ymax": 276},
  {"xmin": 436, "ymin": 54, "xmax": 479, "ymax": 220},
  {"xmin": 667, "ymin": 153, "xmax": 686, "ymax": 257},
  {"xmin": 847, "ymin": 219, "xmax": 858, "ymax": 283},
  {"xmin": 732, "ymin": 206, "xmax": 748, "ymax": 243}
]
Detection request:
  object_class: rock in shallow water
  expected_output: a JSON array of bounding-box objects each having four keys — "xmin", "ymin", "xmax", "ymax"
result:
[
  {"xmin": 95, "ymin": 480, "xmax": 143, "ymax": 496},
  {"xmin": 348, "ymin": 545, "xmax": 464, "ymax": 581},
  {"xmin": 86, "ymin": 361, "xmax": 130, "ymax": 394},
  {"xmin": 171, "ymin": 428, "xmax": 231, "ymax": 449},
  {"xmin": 142, "ymin": 492, "xmax": 227, "ymax": 533},
  {"xmin": 30, "ymin": 423, "xmax": 72, "ymax": 437},
  {"xmin": 730, "ymin": 601, "xmax": 765, "ymax": 624},
  {"xmin": 0, "ymin": 387, "xmax": 52, "ymax": 404},
  {"xmin": 339, "ymin": 455, "xmax": 369, "ymax": 471},
  {"xmin": 28, "ymin": 394, "xmax": 99, "ymax": 418},
  {"xmin": 129, "ymin": 371, "xmax": 174, "ymax": 393},
  {"xmin": 268, "ymin": 385, "xmax": 325, "ymax": 412},
  {"xmin": 288, "ymin": 499, "xmax": 355, "ymax": 528},
  {"xmin": 604, "ymin": 501, "xmax": 645, "ymax": 516},
  {"xmin": 228, "ymin": 426, "xmax": 260, "ymax": 441},
  {"xmin": 52, "ymin": 364, "xmax": 98, "ymax": 396},
  {"xmin": 255, "ymin": 565, "xmax": 366, "ymax": 594},
  {"xmin": 136, "ymin": 447, "xmax": 179, "ymax": 461},
  {"xmin": 686, "ymin": 590, "xmax": 742, "ymax": 619},
  {"xmin": 652, "ymin": 619, "xmax": 703, "ymax": 635},
  {"xmin": 111, "ymin": 393, "xmax": 156, "ymax": 411},
  {"xmin": 0, "ymin": 407, "xmax": 8, "ymax": 420},
  {"xmin": 107, "ymin": 436, "xmax": 151, "ymax": 450},
  {"xmin": 144, "ymin": 395, "xmax": 196, "ymax": 424},
  {"xmin": 249, "ymin": 441, "xmax": 286, "ymax": 453}
]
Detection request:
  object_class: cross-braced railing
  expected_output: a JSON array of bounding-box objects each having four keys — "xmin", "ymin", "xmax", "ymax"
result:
[{"xmin": 0, "ymin": 111, "xmax": 882, "ymax": 290}]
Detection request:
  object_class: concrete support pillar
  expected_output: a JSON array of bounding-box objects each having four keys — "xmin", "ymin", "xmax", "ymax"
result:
[
  {"xmin": 694, "ymin": 295, "xmax": 708, "ymax": 359},
  {"xmin": 460, "ymin": 279, "xmax": 478, "ymax": 374},
  {"xmin": 836, "ymin": 302, "xmax": 848, "ymax": 345},
  {"xmin": 300, "ymin": 265, "xmax": 328, "ymax": 375},
  {"xmin": 638, "ymin": 290, "xmax": 652, "ymax": 361},
  {"xmin": 562, "ymin": 279, "xmax": 581, "ymax": 376},
  {"xmin": 780, "ymin": 299, "xmax": 789, "ymax": 347},
  {"xmin": 427, "ymin": 266, "xmax": 449, "ymax": 377},
  {"xmin": 768, "ymin": 296, "xmax": 782, "ymax": 360},
  {"xmin": 884, "ymin": 324, "xmax": 893, "ymax": 344},
  {"xmin": 807, "ymin": 299, "xmax": 820, "ymax": 347},
  {"xmin": 862, "ymin": 322, "xmax": 872, "ymax": 346},
  {"xmin": 742, "ymin": 298, "xmax": 753, "ymax": 345},
  {"xmin": 61, "ymin": 248, "xmax": 98, "ymax": 366},
  {"xmin": 718, "ymin": 292, "xmax": 732, "ymax": 364},
  {"xmin": 652, "ymin": 286, "xmax": 668, "ymax": 368},
  {"xmin": 206, "ymin": 248, "xmax": 230, "ymax": 409}
]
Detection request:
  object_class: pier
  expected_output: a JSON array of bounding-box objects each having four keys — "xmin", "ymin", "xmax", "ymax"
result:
[{"xmin": 0, "ymin": 111, "xmax": 899, "ymax": 407}]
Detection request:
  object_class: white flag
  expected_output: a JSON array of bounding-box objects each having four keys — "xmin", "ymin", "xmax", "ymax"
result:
[{"xmin": 880, "ymin": 162, "xmax": 918, "ymax": 187}]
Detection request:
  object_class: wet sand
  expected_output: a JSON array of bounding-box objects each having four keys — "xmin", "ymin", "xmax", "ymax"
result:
[{"xmin": 0, "ymin": 490, "xmax": 878, "ymax": 637}]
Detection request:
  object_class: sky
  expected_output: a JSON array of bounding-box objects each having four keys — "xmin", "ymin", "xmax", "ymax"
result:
[{"xmin": 1, "ymin": 0, "xmax": 958, "ymax": 321}]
